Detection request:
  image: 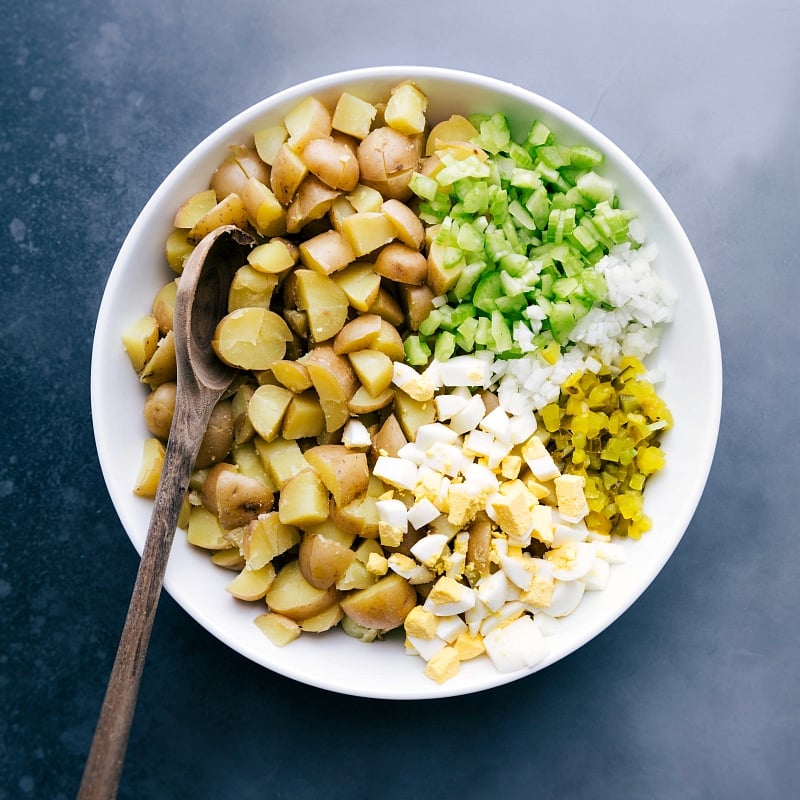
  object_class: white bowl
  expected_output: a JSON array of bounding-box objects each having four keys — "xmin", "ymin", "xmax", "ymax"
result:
[{"xmin": 91, "ymin": 66, "xmax": 722, "ymax": 699}]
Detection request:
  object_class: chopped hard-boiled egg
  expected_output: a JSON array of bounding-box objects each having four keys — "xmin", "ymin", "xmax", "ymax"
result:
[{"xmin": 359, "ymin": 383, "xmax": 629, "ymax": 683}]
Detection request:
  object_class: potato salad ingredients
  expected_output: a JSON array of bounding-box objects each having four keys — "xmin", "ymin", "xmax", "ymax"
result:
[{"xmin": 122, "ymin": 80, "xmax": 675, "ymax": 684}]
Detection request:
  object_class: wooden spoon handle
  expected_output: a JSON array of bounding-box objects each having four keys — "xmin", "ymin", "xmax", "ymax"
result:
[{"xmin": 77, "ymin": 404, "xmax": 205, "ymax": 800}]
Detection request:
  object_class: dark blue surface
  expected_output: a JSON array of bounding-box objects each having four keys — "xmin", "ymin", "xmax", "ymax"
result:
[{"xmin": 2, "ymin": 2, "xmax": 799, "ymax": 798}]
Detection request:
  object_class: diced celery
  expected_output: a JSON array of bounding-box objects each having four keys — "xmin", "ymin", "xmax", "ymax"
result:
[
  {"xmin": 453, "ymin": 261, "xmax": 486, "ymax": 301},
  {"xmin": 475, "ymin": 316, "xmax": 492, "ymax": 346},
  {"xmin": 526, "ymin": 120, "xmax": 551, "ymax": 148},
  {"xmin": 569, "ymin": 144, "xmax": 604, "ymax": 169},
  {"xmin": 455, "ymin": 317, "xmax": 479, "ymax": 351},
  {"xmin": 490, "ymin": 310, "xmax": 513, "ymax": 352},
  {"xmin": 434, "ymin": 330, "xmax": 456, "ymax": 361},
  {"xmin": 473, "ymin": 272, "xmax": 503, "ymax": 312},
  {"xmin": 576, "ymin": 171, "xmax": 615, "ymax": 204},
  {"xmin": 409, "ymin": 172, "xmax": 438, "ymax": 201},
  {"xmin": 404, "ymin": 335, "xmax": 431, "ymax": 366}
]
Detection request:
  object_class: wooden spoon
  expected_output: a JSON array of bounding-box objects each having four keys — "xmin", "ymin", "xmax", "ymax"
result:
[{"xmin": 78, "ymin": 224, "xmax": 253, "ymax": 799}]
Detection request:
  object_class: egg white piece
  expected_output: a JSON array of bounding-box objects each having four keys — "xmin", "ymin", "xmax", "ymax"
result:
[
  {"xmin": 545, "ymin": 542, "xmax": 596, "ymax": 581},
  {"xmin": 436, "ymin": 614, "xmax": 468, "ymax": 643},
  {"xmin": 372, "ymin": 456, "xmax": 419, "ymax": 491},
  {"xmin": 406, "ymin": 497, "xmax": 441, "ymax": 530},
  {"xmin": 584, "ymin": 556, "xmax": 611, "ymax": 591},
  {"xmin": 499, "ymin": 554, "xmax": 535, "ymax": 591},
  {"xmin": 448, "ymin": 395, "xmax": 486, "ymax": 434},
  {"xmin": 541, "ymin": 579, "xmax": 586, "ymax": 617},
  {"xmin": 483, "ymin": 615, "xmax": 548, "ymax": 673},
  {"xmin": 387, "ymin": 553, "xmax": 434, "ymax": 584},
  {"xmin": 476, "ymin": 569, "xmax": 517, "ymax": 612},
  {"xmin": 410, "ymin": 533, "xmax": 449, "ymax": 567},
  {"xmin": 375, "ymin": 498, "xmax": 408, "ymax": 533},
  {"xmin": 551, "ymin": 519, "xmax": 589, "ymax": 547},
  {"xmin": 341, "ymin": 418, "xmax": 372, "ymax": 449},
  {"xmin": 479, "ymin": 406, "xmax": 512, "ymax": 442},
  {"xmin": 415, "ymin": 422, "xmax": 461, "ymax": 450},
  {"xmin": 434, "ymin": 392, "xmax": 469, "ymax": 421},
  {"xmin": 438, "ymin": 355, "xmax": 492, "ymax": 387},
  {"xmin": 508, "ymin": 410, "xmax": 538, "ymax": 444},
  {"xmin": 423, "ymin": 584, "xmax": 477, "ymax": 616},
  {"xmin": 406, "ymin": 634, "xmax": 448, "ymax": 661}
]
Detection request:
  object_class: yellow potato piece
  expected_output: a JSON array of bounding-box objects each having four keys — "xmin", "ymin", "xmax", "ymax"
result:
[
  {"xmin": 226, "ymin": 563, "xmax": 277, "ymax": 601},
  {"xmin": 122, "ymin": 314, "xmax": 159, "ymax": 372},
  {"xmin": 295, "ymin": 269, "xmax": 349, "ymax": 342},
  {"xmin": 278, "ymin": 469, "xmax": 330, "ymax": 528},
  {"xmin": 248, "ymin": 384, "xmax": 294, "ymax": 442},
  {"xmin": 265, "ymin": 559, "xmax": 339, "ymax": 621},
  {"xmin": 213, "ymin": 307, "xmax": 292, "ymax": 371},
  {"xmin": 254, "ymin": 612, "xmax": 301, "ymax": 647},
  {"xmin": 133, "ymin": 437, "xmax": 165, "ymax": 498},
  {"xmin": 242, "ymin": 512, "xmax": 301, "ymax": 569}
]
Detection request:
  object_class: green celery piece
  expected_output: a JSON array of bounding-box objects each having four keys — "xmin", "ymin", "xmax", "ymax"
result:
[
  {"xmin": 526, "ymin": 120, "xmax": 551, "ymax": 148},
  {"xmin": 538, "ymin": 145, "xmax": 571, "ymax": 170},
  {"xmin": 471, "ymin": 112, "xmax": 512, "ymax": 154},
  {"xmin": 450, "ymin": 303, "xmax": 477, "ymax": 327},
  {"xmin": 576, "ymin": 171, "xmax": 615, "ymax": 204},
  {"xmin": 404, "ymin": 335, "xmax": 431, "ymax": 366},
  {"xmin": 508, "ymin": 199, "xmax": 537, "ymax": 231},
  {"xmin": 490, "ymin": 310, "xmax": 513, "ymax": 352},
  {"xmin": 525, "ymin": 186, "xmax": 551, "ymax": 230},
  {"xmin": 409, "ymin": 172, "xmax": 438, "ymax": 201},
  {"xmin": 569, "ymin": 144, "xmax": 604, "ymax": 169},
  {"xmin": 455, "ymin": 317, "xmax": 479, "ymax": 351},
  {"xmin": 418, "ymin": 308, "xmax": 444, "ymax": 337},
  {"xmin": 473, "ymin": 271, "xmax": 503, "ymax": 313},
  {"xmin": 475, "ymin": 316, "xmax": 492, "ymax": 346},
  {"xmin": 453, "ymin": 261, "xmax": 486, "ymax": 301},
  {"xmin": 434, "ymin": 330, "xmax": 457, "ymax": 361},
  {"xmin": 552, "ymin": 276, "xmax": 579, "ymax": 299},
  {"xmin": 547, "ymin": 301, "xmax": 577, "ymax": 343}
]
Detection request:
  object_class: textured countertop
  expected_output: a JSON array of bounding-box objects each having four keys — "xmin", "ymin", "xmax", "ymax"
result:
[{"xmin": 2, "ymin": 2, "xmax": 798, "ymax": 798}]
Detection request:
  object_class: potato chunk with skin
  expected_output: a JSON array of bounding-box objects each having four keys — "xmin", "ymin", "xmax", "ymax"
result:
[
  {"xmin": 143, "ymin": 381, "xmax": 177, "ymax": 440},
  {"xmin": 374, "ymin": 242, "xmax": 427, "ymax": 285},
  {"xmin": 196, "ymin": 400, "xmax": 234, "ymax": 469},
  {"xmin": 299, "ymin": 533, "xmax": 357, "ymax": 590},
  {"xmin": 270, "ymin": 143, "xmax": 308, "ymax": 205},
  {"xmin": 248, "ymin": 384, "xmax": 294, "ymax": 442},
  {"xmin": 302, "ymin": 138, "xmax": 360, "ymax": 192},
  {"xmin": 265, "ymin": 560, "xmax": 340, "ymax": 622},
  {"xmin": 300, "ymin": 345, "xmax": 358, "ymax": 432},
  {"xmin": 133, "ymin": 438, "xmax": 165, "ymax": 498},
  {"xmin": 282, "ymin": 391, "xmax": 325, "ymax": 440},
  {"xmin": 298, "ymin": 229, "xmax": 355, "ymax": 276},
  {"xmin": 381, "ymin": 198, "xmax": 425, "ymax": 250},
  {"xmin": 340, "ymin": 573, "xmax": 417, "ymax": 631},
  {"xmin": 202, "ymin": 463, "xmax": 274, "ymax": 530},
  {"xmin": 213, "ymin": 308, "xmax": 292, "ymax": 371},
  {"xmin": 188, "ymin": 192, "xmax": 249, "ymax": 241},
  {"xmin": 226, "ymin": 563, "xmax": 276, "ymax": 601},
  {"xmin": 279, "ymin": 469, "xmax": 330, "ymax": 527},
  {"xmin": 254, "ymin": 612, "xmax": 301, "ymax": 646},
  {"xmin": 295, "ymin": 269, "xmax": 349, "ymax": 342},
  {"xmin": 241, "ymin": 512, "xmax": 301, "ymax": 569},
  {"xmin": 332, "ymin": 262, "xmax": 381, "ymax": 312},
  {"xmin": 304, "ymin": 444, "xmax": 369, "ymax": 508},
  {"xmin": 357, "ymin": 127, "xmax": 421, "ymax": 200},
  {"xmin": 286, "ymin": 180, "xmax": 340, "ymax": 235},
  {"xmin": 333, "ymin": 314, "xmax": 382, "ymax": 354},
  {"xmin": 332, "ymin": 92, "xmax": 378, "ymax": 139},
  {"xmin": 347, "ymin": 349, "xmax": 394, "ymax": 396}
]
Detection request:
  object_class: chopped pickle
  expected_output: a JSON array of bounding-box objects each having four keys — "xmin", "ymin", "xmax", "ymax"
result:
[{"xmin": 545, "ymin": 358, "xmax": 671, "ymax": 539}]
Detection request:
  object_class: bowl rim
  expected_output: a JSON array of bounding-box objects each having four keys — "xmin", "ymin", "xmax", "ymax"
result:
[{"xmin": 91, "ymin": 65, "xmax": 722, "ymax": 699}]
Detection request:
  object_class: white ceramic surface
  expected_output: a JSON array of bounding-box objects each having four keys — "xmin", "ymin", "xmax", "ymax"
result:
[{"xmin": 91, "ymin": 66, "xmax": 722, "ymax": 699}]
